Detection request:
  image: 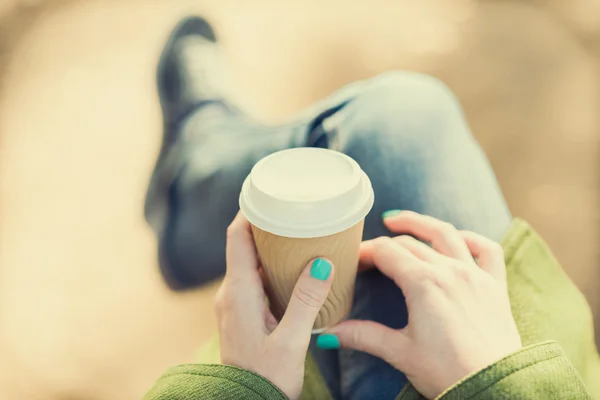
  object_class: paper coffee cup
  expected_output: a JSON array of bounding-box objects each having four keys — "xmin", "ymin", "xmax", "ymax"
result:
[{"xmin": 239, "ymin": 148, "xmax": 374, "ymax": 332}]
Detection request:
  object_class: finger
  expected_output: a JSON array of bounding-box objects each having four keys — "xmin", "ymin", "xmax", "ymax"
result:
[
  {"xmin": 358, "ymin": 240, "xmax": 377, "ymax": 271},
  {"xmin": 393, "ymin": 235, "xmax": 446, "ymax": 263},
  {"xmin": 274, "ymin": 258, "xmax": 335, "ymax": 342},
  {"xmin": 383, "ymin": 211, "xmax": 473, "ymax": 263},
  {"xmin": 461, "ymin": 231, "xmax": 506, "ymax": 282},
  {"xmin": 358, "ymin": 239, "xmax": 377, "ymax": 271},
  {"xmin": 358, "ymin": 237, "xmax": 425, "ymax": 292},
  {"xmin": 325, "ymin": 320, "xmax": 409, "ymax": 370},
  {"xmin": 360, "ymin": 236, "xmax": 443, "ymax": 267},
  {"xmin": 225, "ymin": 211, "xmax": 261, "ymax": 283},
  {"xmin": 222, "ymin": 212, "xmax": 265, "ymax": 324}
]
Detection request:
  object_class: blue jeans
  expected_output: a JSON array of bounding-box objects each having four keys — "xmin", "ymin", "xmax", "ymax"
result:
[{"xmin": 147, "ymin": 71, "xmax": 512, "ymax": 399}]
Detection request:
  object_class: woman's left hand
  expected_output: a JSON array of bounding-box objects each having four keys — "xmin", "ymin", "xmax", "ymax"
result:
[{"xmin": 216, "ymin": 212, "xmax": 335, "ymax": 400}]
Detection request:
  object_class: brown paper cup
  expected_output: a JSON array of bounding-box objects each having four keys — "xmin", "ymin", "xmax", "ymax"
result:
[
  {"xmin": 252, "ymin": 220, "xmax": 364, "ymax": 331},
  {"xmin": 239, "ymin": 148, "xmax": 374, "ymax": 333}
]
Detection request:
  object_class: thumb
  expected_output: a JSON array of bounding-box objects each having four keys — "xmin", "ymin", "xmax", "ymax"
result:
[
  {"xmin": 325, "ymin": 320, "xmax": 409, "ymax": 367},
  {"xmin": 275, "ymin": 258, "xmax": 334, "ymax": 340}
]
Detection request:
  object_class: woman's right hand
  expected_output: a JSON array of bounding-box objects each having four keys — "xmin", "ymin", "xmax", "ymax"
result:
[{"xmin": 325, "ymin": 211, "xmax": 523, "ymax": 399}]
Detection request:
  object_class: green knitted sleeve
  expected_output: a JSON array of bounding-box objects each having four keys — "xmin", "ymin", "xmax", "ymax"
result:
[
  {"xmin": 143, "ymin": 364, "xmax": 288, "ymax": 400},
  {"xmin": 396, "ymin": 341, "xmax": 592, "ymax": 400}
]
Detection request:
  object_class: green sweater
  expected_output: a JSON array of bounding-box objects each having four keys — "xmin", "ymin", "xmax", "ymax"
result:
[{"xmin": 145, "ymin": 220, "xmax": 600, "ymax": 399}]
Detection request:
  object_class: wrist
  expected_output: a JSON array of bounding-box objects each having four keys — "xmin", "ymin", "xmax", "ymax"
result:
[{"xmin": 437, "ymin": 345, "xmax": 524, "ymax": 398}]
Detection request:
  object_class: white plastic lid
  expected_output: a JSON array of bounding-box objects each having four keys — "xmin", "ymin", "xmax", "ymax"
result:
[{"xmin": 239, "ymin": 148, "xmax": 374, "ymax": 238}]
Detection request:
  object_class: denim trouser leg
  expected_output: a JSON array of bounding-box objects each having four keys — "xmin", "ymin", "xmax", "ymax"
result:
[
  {"xmin": 151, "ymin": 71, "xmax": 512, "ymax": 399},
  {"xmin": 303, "ymin": 72, "xmax": 512, "ymax": 400}
]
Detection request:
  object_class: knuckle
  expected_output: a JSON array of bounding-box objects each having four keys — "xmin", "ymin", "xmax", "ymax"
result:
[
  {"xmin": 372, "ymin": 236, "xmax": 396, "ymax": 254},
  {"xmin": 428, "ymin": 271, "xmax": 447, "ymax": 289},
  {"xmin": 440, "ymin": 222, "xmax": 457, "ymax": 235},
  {"xmin": 433, "ymin": 222, "xmax": 457, "ymax": 241},
  {"xmin": 349, "ymin": 328, "xmax": 365, "ymax": 348},
  {"xmin": 226, "ymin": 223, "xmax": 237, "ymax": 239},
  {"xmin": 214, "ymin": 284, "xmax": 234, "ymax": 314},
  {"xmin": 413, "ymin": 268, "xmax": 443, "ymax": 289},
  {"xmin": 214, "ymin": 290, "xmax": 226, "ymax": 314},
  {"xmin": 473, "ymin": 234, "xmax": 502, "ymax": 252},
  {"xmin": 293, "ymin": 285, "xmax": 324, "ymax": 309},
  {"xmin": 409, "ymin": 268, "xmax": 429, "ymax": 282},
  {"xmin": 423, "ymin": 267, "xmax": 439, "ymax": 280},
  {"xmin": 395, "ymin": 235, "xmax": 413, "ymax": 245},
  {"xmin": 455, "ymin": 265, "xmax": 471, "ymax": 278},
  {"xmin": 373, "ymin": 236, "xmax": 394, "ymax": 248},
  {"xmin": 453, "ymin": 264, "xmax": 476, "ymax": 283},
  {"xmin": 489, "ymin": 242, "xmax": 504, "ymax": 257}
]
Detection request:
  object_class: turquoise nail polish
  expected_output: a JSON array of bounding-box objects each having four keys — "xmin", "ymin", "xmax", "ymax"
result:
[
  {"xmin": 381, "ymin": 209, "xmax": 402, "ymax": 219},
  {"xmin": 317, "ymin": 334, "xmax": 341, "ymax": 349},
  {"xmin": 310, "ymin": 258, "xmax": 332, "ymax": 281}
]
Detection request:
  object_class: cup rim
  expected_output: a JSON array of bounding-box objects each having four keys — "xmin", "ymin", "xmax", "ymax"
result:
[
  {"xmin": 239, "ymin": 149, "xmax": 374, "ymax": 238},
  {"xmin": 240, "ymin": 173, "xmax": 373, "ymax": 238}
]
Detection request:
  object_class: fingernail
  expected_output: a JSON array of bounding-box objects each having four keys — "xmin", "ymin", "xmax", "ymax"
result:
[
  {"xmin": 317, "ymin": 334, "xmax": 341, "ymax": 349},
  {"xmin": 310, "ymin": 258, "xmax": 332, "ymax": 281},
  {"xmin": 381, "ymin": 209, "xmax": 402, "ymax": 219}
]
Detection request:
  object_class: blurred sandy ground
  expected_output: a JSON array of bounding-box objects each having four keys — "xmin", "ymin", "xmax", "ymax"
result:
[{"xmin": 0, "ymin": 1, "xmax": 599, "ymax": 399}]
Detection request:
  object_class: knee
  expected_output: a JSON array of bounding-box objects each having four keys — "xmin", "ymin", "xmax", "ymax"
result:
[
  {"xmin": 366, "ymin": 71, "xmax": 461, "ymax": 118},
  {"xmin": 342, "ymin": 71, "xmax": 468, "ymax": 145}
]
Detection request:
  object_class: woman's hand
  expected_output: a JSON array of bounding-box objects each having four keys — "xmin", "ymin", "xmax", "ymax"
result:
[
  {"xmin": 326, "ymin": 211, "xmax": 522, "ymax": 399},
  {"xmin": 216, "ymin": 212, "xmax": 335, "ymax": 400}
]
